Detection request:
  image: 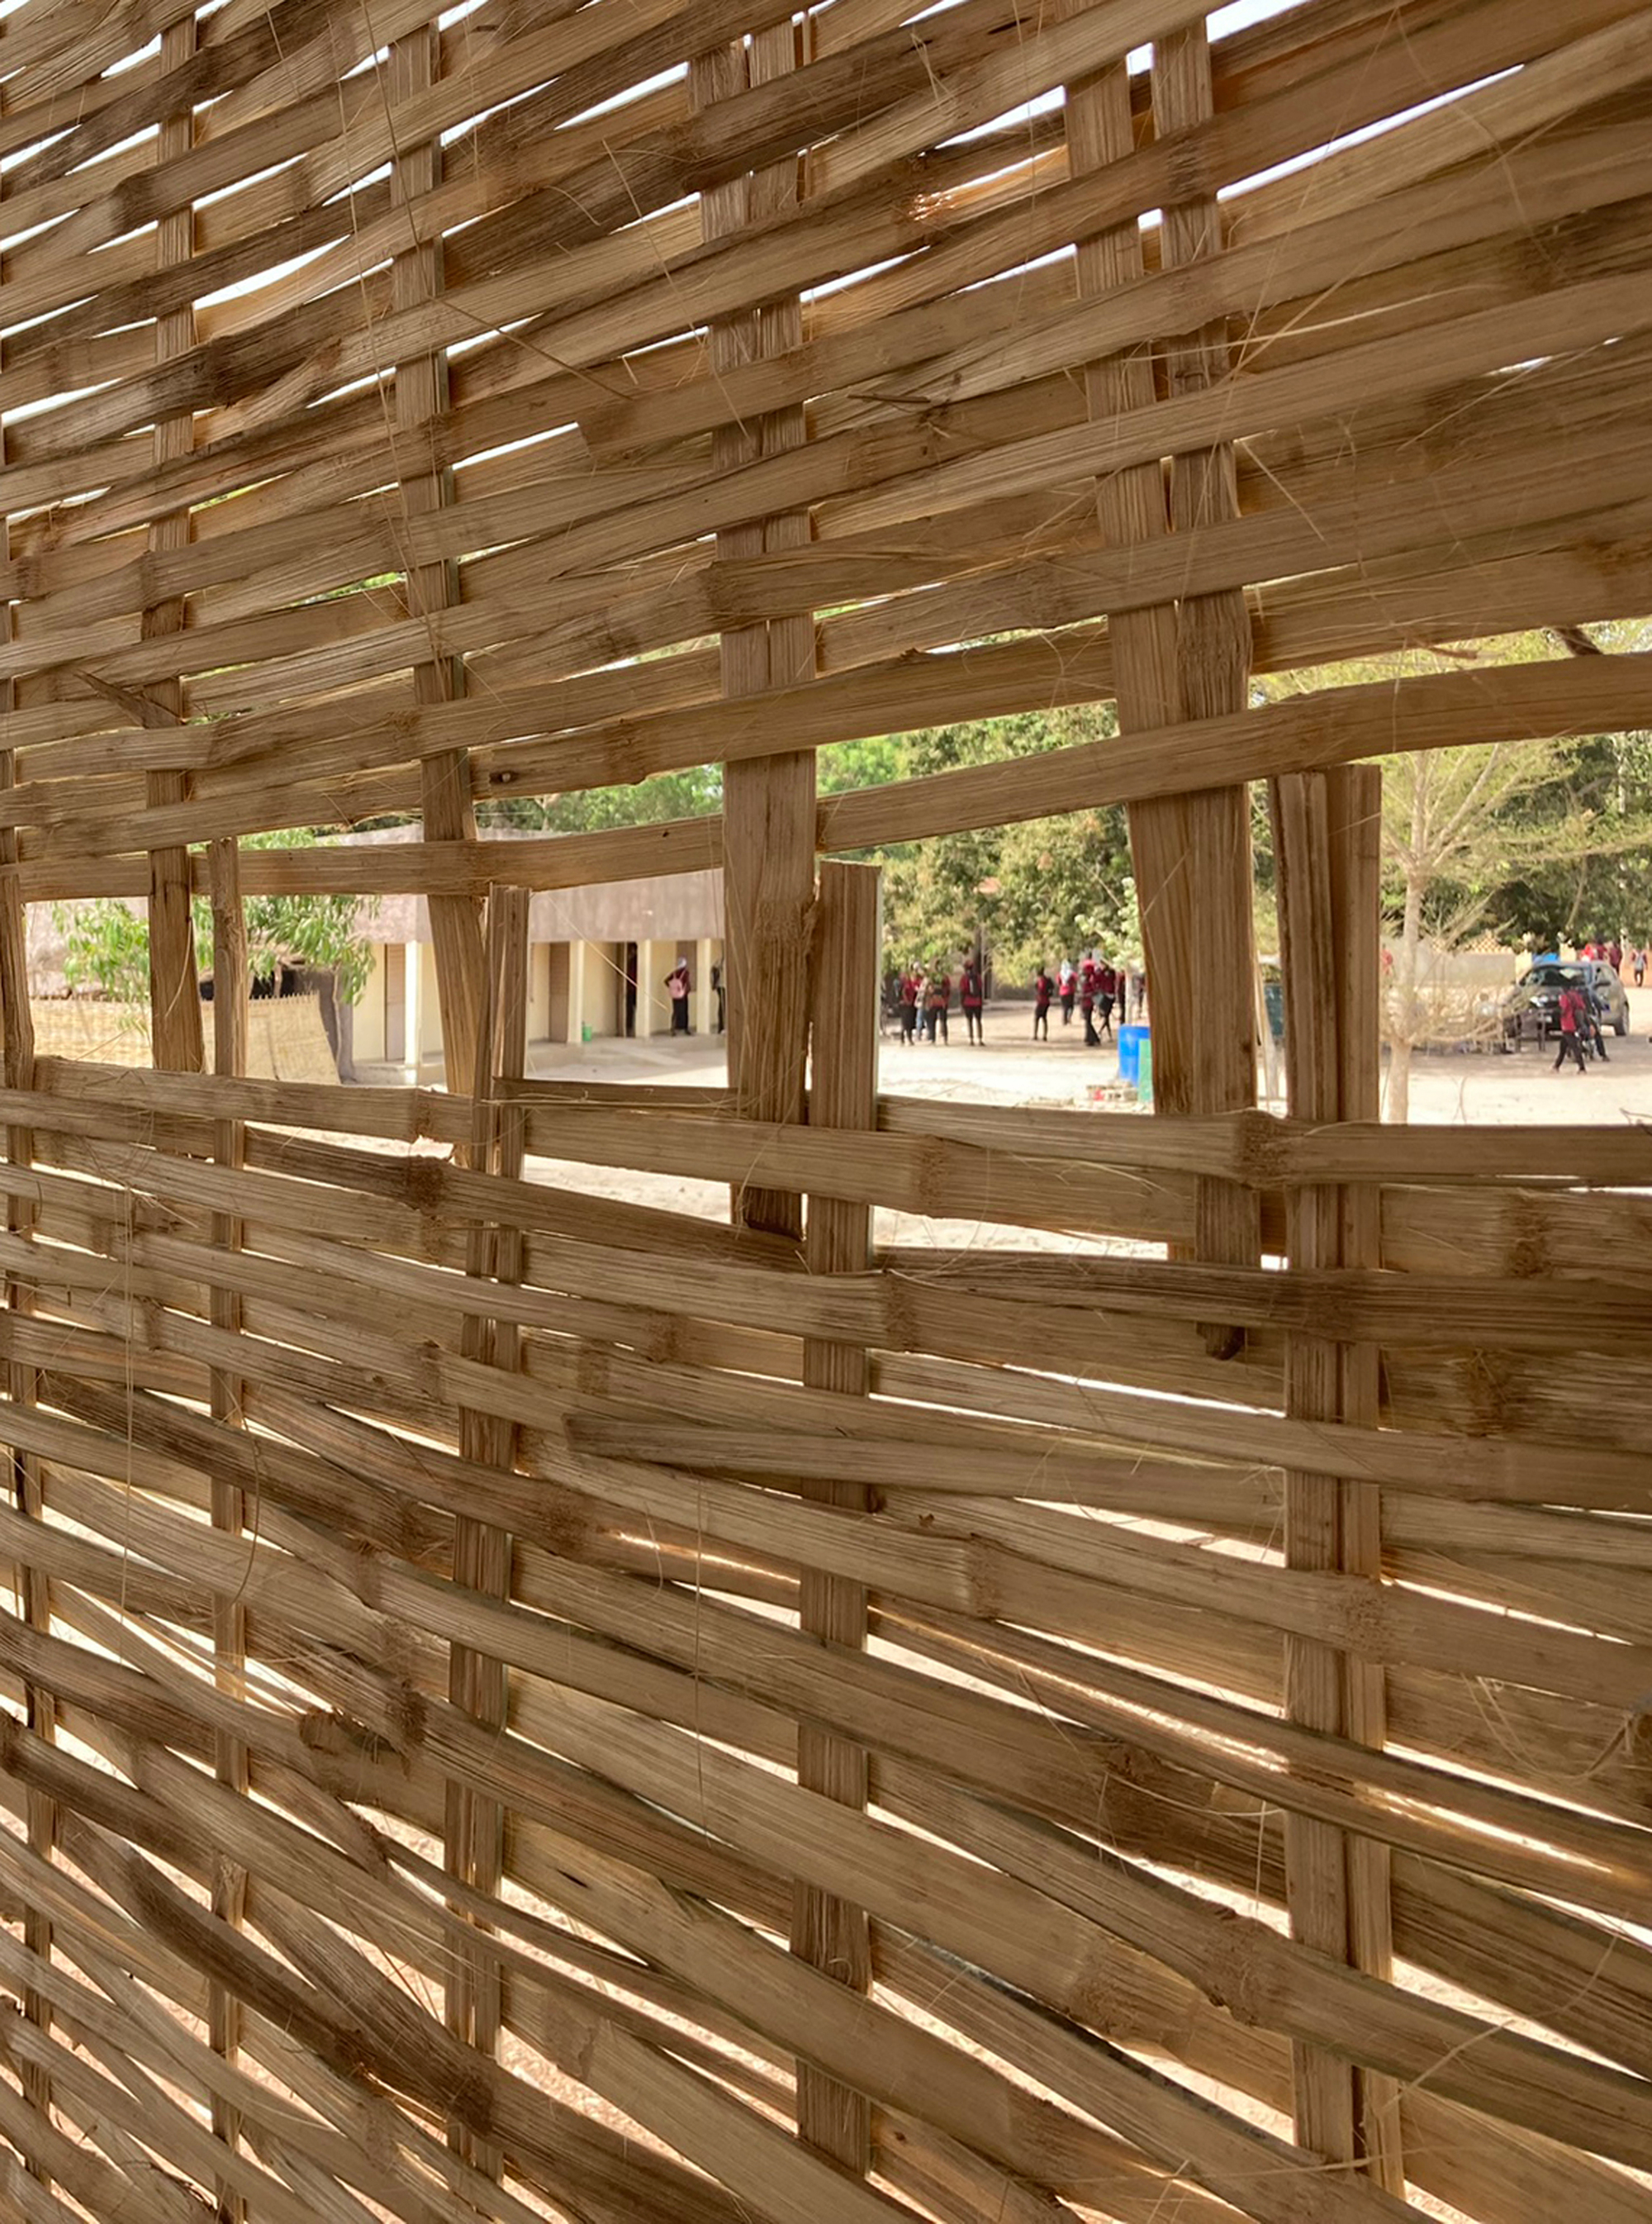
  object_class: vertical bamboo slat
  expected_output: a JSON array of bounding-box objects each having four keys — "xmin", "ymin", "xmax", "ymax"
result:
[
  {"xmin": 393, "ymin": 16, "xmax": 486, "ymax": 1100},
  {"xmin": 1149, "ymin": 20, "xmax": 1261, "ymax": 1355},
  {"xmin": 791, "ymin": 859, "xmax": 879, "ymax": 2175},
  {"xmin": 0, "ymin": 361, "xmax": 51, "ymax": 2199},
  {"xmin": 206, "ymin": 837, "xmax": 249, "ymax": 2222},
  {"xmin": 444, "ymin": 884, "xmax": 529, "ymax": 2180},
  {"xmin": 1274, "ymin": 771, "xmax": 1358, "ymax": 2165},
  {"xmin": 1273, "ymin": 763, "xmax": 1401, "ymax": 2188},
  {"xmin": 693, "ymin": 12, "xmax": 817, "ymax": 1244},
  {"xmin": 1062, "ymin": 2, "xmax": 1258, "ymax": 1355},
  {"xmin": 1330, "ymin": 763, "xmax": 1402, "ymax": 2192},
  {"xmin": 145, "ymin": 15, "xmax": 202, "ymax": 1074}
]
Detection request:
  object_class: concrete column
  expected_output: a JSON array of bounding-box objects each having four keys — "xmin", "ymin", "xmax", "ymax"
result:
[
  {"xmin": 354, "ymin": 945, "xmax": 389, "ymax": 1064},
  {"xmin": 418, "ymin": 942, "xmax": 443, "ymax": 1077},
  {"xmin": 694, "ymin": 937, "xmax": 716, "ymax": 1037},
  {"xmin": 403, "ymin": 939, "xmax": 422, "ymax": 1085},
  {"xmin": 527, "ymin": 940, "xmax": 553, "ymax": 1042},
  {"xmin": 565, "ymin": 940, "xmax": 593, "ymax": 1043},
  {"xmin": 638, "ymin": 939, "xmax": 676, "ymax": 1038}
]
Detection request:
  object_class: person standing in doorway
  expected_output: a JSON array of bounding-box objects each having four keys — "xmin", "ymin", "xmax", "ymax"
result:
[
  {"xmin": 710, "ymin": 959, "xmax": 725, "ymax": 1034},
  {"xmin": 960, "ymin": 956, "xmax": 985, "ymax": 1043},
  {"xmin": 1058, "ymin": 958, "xmax": 1076, "ymax": 1026},
  {"xmin": 926, "ymin": 967, "xmax": 952, "ymax": 1044},
  {"xmin": 1032, "ymin": 963, "xmax": 1053, "ymax": 1039},
  {"xmin": 667, "ymin": 958, "xmax": 691, "ymax": 1034}
]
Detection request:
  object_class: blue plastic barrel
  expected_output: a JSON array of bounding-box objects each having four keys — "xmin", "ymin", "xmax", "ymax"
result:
[{"xmin": 1118, "ymin": 1023, "xmax": 1149, "ymax": 1085}]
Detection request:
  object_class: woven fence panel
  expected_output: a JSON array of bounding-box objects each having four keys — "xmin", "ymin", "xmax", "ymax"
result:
[{"xmin": 0, "ymin": 1, "xmax": 1649, "ymax": 2221}]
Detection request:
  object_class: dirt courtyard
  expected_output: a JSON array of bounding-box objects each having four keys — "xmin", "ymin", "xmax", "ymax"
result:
[{"xmin": 520, "ymin": 984, "xmax": 1652, "ymax": 1125}]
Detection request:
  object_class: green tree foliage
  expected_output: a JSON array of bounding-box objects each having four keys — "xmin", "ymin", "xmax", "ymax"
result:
[
  {"xmin": 480, "ymin": 710, "xmax": 1140, "ymax": 985},
  {"xmin": 823, "ymin": 706, "xmax": 1140, "ymax": 981},
  {"xmin": 482, "ymin": 765, "xmax": 722, "ymax": 834},
  {"xmin": 1263, "ymin": 625, "xmax": 1652, "ymax": 1118},
  {"xmin": 59, "ymin": 829, "xmax": 375, "ymax": 1010}
]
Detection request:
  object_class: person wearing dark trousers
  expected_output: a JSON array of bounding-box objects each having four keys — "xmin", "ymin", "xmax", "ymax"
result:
[
  {"xmin": 1080, "ymin": 953, "xmax": 1099, "ymax": 1048},
  {"xmin": 898, "ymin": 967, "xmax": 920, "ymax": 1045},
  {"xmin": 1554, "ymin": 984, "xmax": 1588, "ymax": 1072},
  {"xmin": 959, "ymin": 958, "xmax": 985, "ymax": 1043},
  {"xmin": 711, "ymin": 960, "xmax": 725, "ymax": 1034},
  {"xmin": 1584, "ymin": 982, "xmax": 1609, "ymax": 1061},
  {"xmin": 925, "ymin": 969, "xmax": 952, "ymax": 1043},
  {"xmin": 1096, "ymin": 960, "xmax": 1118, "ymax": 1040},
  {"xmin": 1059, "ymin": 960, "xmax": 1076, "ymax": 1026},
  {"xmin": 667, "ymin": 959, "xmax": 691, "ymax": 1034},
  {"xmin": 1032, "ymin": 965, "xmax": 1053, "ymax": 1039}
]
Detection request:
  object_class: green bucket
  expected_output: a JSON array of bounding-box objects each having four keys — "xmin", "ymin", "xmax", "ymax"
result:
[{"xmin": 581, "ymin": 1023, "xmax": 594, "ymax": 1044}]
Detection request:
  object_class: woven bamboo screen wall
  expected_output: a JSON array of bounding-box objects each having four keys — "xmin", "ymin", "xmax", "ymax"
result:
[{"xmin": 0, "ymin": 0, "xmax": 1650, "ymax": 2218}]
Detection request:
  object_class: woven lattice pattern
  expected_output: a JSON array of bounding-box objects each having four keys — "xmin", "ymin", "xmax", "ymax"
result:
[{"xmin": 0, "ymin": 2, "xmax": 1650, "ymax": 2219}]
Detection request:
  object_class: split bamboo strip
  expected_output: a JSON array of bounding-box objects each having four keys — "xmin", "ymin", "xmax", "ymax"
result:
[
  {"xmin": 444, "ymin": 886, "xmax": 529, "ymax": 2178},
  {"xmin": 1272, "ymin": 764, "xmax": 1400, "ymax": 2187},
  {"xmin": 206, "ymin": 834, "xmax": 250, "ymax": 2223},
  {"xmin": 0, "ymin": 267, "xmax": 53, "ymax": 2201},
  {"xmin": 142, "ymin": 13, "xmax": 203, "ymax": 1078},
  {"xmin": 793, "ymin": 859, "xmax": 878, "ymax": 2172},
  {"xmin": 393, "ymin": 12, "xmax": 486, "ymax": 1102},
  {"xmin": 693, "ymin": 12, "xmax": 816, "ymax": 1245}
]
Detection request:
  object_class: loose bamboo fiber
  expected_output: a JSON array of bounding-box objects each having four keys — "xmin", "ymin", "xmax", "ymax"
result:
[{"xmin": 0, "ymin": 1, "xmax": 1650, "ymax": 2219}]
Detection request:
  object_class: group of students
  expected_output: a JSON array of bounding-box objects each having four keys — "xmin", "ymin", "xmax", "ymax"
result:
[
  {"xmin": 894, "ymin": 958, "xmax": 987, "ymax": 1044},
  {"xmin": 1032, "ymin": 954, "xmax": 1141, "ymax": 1045},
  {"xmin": 1582, "ymin": 936, "xmax": 1647, "ymax": 986}
]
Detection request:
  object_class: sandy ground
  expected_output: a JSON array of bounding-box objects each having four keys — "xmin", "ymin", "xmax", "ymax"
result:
[{"xmin": 508, "ymin": 984, "xmax": 1652, "ymax": 1122}]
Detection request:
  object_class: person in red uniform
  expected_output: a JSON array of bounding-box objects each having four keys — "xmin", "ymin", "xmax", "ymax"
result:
[
  {"xmin": 1032, "ymin": 964, "xmax": 1053, "ymax": 1040},
  {"xmin": 1554, "ymin": 982, "xmax": 1588, "ymax": 1072},
  {"xmin": 1079, "ymin": 953, "xmax": 1099, "ymax": 1047},
  {"xmin": 898, "ymin": 966, "xmax": 920, "ymax": 1044},
  {"xmin": 1096, "ymin": 959, "xmax": 1118, "ymax": 1040},
  {"xmin": 925, "ymin": 967, "xmax": 952, "ymax": 1044},
  {"xmin": 959, "ymin": 956, "xmax": 985, "ymax": 1043}
]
